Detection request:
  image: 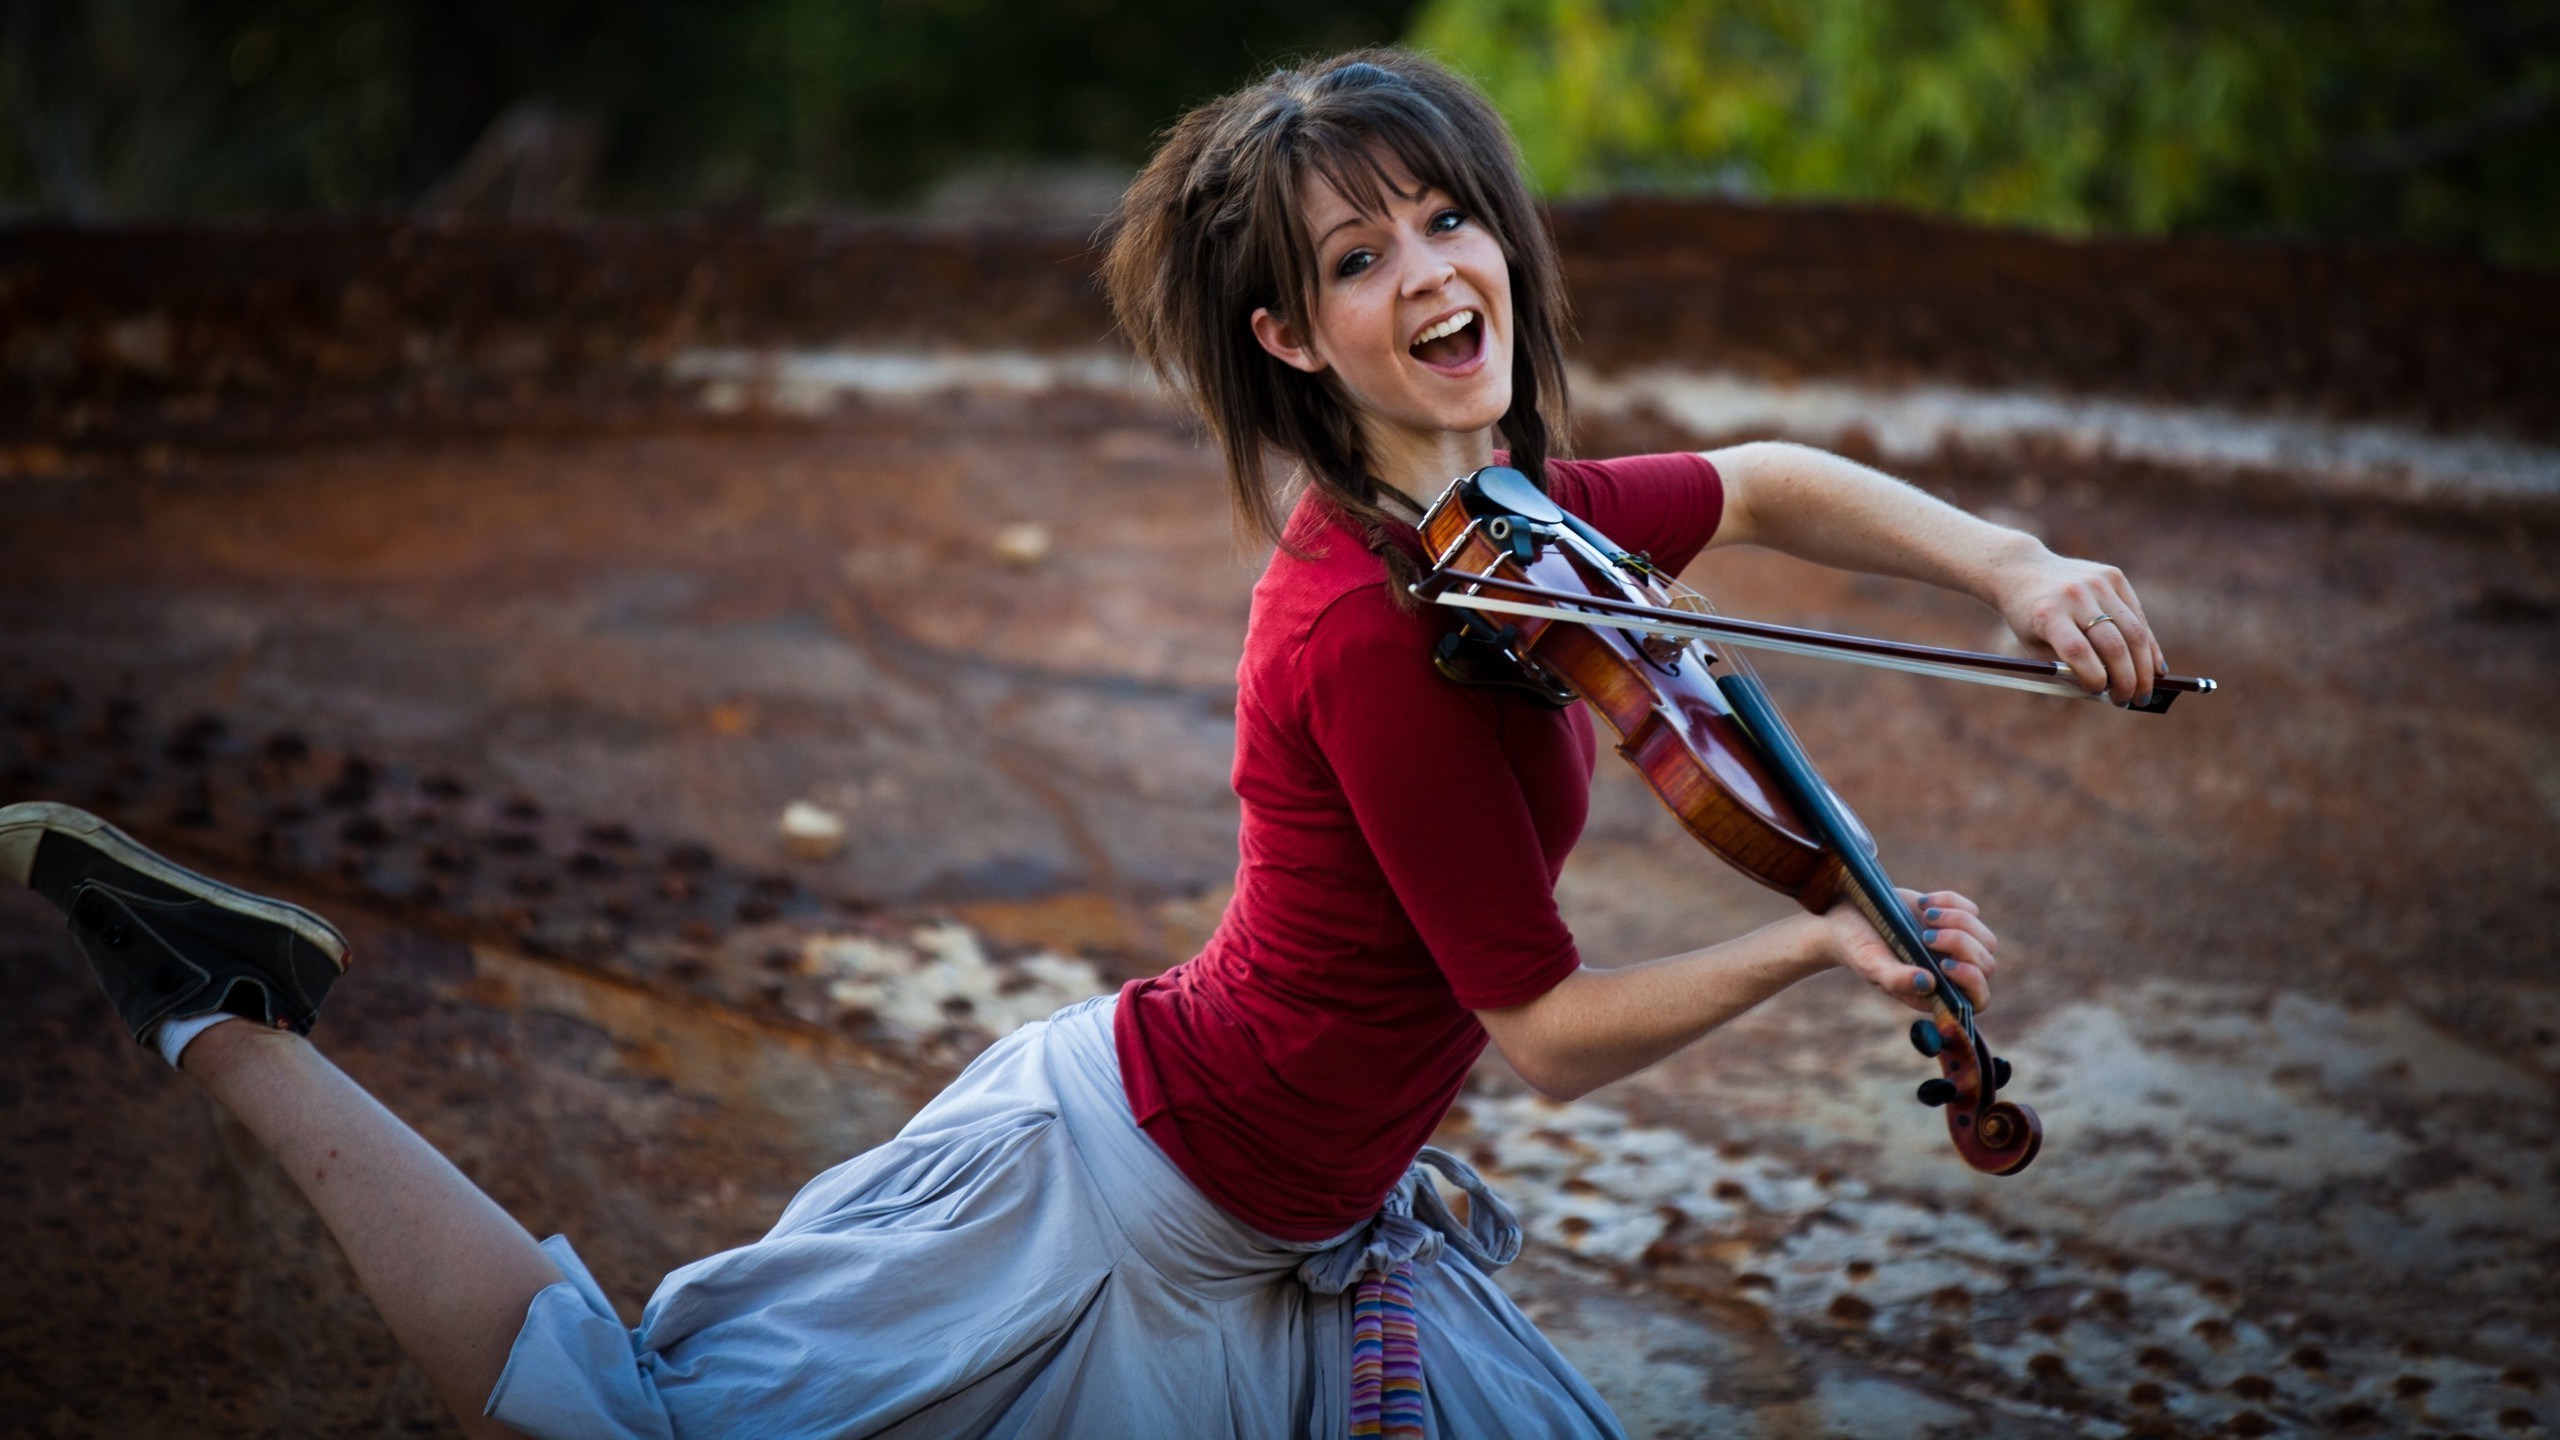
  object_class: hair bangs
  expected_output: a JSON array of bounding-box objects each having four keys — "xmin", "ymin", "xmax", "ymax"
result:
[{"xmin": 1287, "ymin": 93, "xmax": 1514, "ymax": 287}]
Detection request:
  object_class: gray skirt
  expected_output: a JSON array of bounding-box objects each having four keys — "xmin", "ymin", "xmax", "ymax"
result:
[{"xmin": 484, "ymin": 994, "xmax": 1624, "ymax": 1439}]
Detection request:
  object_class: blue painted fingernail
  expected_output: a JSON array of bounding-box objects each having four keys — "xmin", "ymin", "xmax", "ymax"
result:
[
  {"xmin": 1913, "ymin": 972, "xmax": 1934, "ymax": 993},
  {"xmin": 1925, "ymin": 908, "xmax": 1942, "ymax": 920},
  {"xmin": 1922, "ymin": 928, "xmax": 1940, "ymax": 945}
]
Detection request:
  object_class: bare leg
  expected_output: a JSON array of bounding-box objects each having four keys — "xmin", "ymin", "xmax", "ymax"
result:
[{"xmin": 183, "ymin": 1019, "xmax": 564, "ymax": 1440}]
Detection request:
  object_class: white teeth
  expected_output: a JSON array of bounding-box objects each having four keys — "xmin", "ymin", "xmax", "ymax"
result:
[{"xmin": 1413, "ymin": 310, "xmax": 1475, "ymax": 347}]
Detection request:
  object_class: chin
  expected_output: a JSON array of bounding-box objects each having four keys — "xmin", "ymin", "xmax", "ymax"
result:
[
  {"xmin": 1441, "ymin": 387, "xmax": 1513, "ymax": 436},
  {"xmin": 1427, "ymin": 348, "xmax": 1513, "ymax": 434}
]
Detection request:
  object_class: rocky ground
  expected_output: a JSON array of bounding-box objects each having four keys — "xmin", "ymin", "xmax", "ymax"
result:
[{"xmin": 2, "ymin": 219, "xmax": 2556, "ymax": 1438}]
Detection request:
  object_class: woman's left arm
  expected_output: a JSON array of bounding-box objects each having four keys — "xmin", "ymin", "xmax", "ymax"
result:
[{"xmin": 1703, "ymin": 440, "xmax": 2168, "ymax": 703}]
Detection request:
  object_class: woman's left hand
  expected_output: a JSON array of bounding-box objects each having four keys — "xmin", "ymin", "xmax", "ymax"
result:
[
  {"xmin": 1817, "ymin": 888, "xmax": 1998, "ymax": 1016},
  {"xmin": 1992, "ymin": 550, "xmax": 2166, "ymax": 704}
]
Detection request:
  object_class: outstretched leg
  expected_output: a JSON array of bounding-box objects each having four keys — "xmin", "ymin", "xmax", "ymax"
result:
[
  {"xmin": 3, "ymin": 803, "xmax": 562, "ymax": 1439},
  {"xmin": 181, "ymin": 1021, "xmax": 563, "ymax": 1439}
]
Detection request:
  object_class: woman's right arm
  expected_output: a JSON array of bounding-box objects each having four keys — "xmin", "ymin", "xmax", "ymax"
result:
[
  {"xmin": 1702, "ymin": 439, "xmax": 2166, "ymax": 704},
  {"xmin": 1473, "ymin": 889, "xmax": 1998, "ymax": 1102}
]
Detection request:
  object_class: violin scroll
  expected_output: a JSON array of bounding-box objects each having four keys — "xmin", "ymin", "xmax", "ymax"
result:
[{"xmin": 1917, "ymin": 1011, "xmax": 2043, "ymax": 1176}]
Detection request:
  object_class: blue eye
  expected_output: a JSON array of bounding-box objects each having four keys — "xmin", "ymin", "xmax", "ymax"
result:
[
  {"xmin": 1335, "ymin": 249, "xmax": 1375, "ymax": 279},
  {"xmin": 1429, "ymin": 209, "xmax": 1466, "ymax": 233}
]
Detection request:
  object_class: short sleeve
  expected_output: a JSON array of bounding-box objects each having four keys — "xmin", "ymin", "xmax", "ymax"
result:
[
  {"xmin": 1544, "ymin": 452, "xmax": 1724, "ymax": 575},
  {"xmin": 1299, "ymin": 593, "xmax": 1583, "ymax": 1011}
]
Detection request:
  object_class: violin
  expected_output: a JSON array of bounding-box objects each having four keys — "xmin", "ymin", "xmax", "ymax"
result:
[{"xmin": 1411, "ymin": 466, "xmax": 2219, "ymax": 1176}]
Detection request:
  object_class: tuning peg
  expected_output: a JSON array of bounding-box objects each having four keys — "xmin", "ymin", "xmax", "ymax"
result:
[
  {"xmin": 1909, "ymin": 1020, "xmax": 1943, "ymax": 1058},
  {"xmin": 1992, "ymin": 1057, "xmax": 2013, "ymax": 1090},
  {"xmin": 1916, "ymin": 1078, "xmax": 1960, "ymax": 1108}
]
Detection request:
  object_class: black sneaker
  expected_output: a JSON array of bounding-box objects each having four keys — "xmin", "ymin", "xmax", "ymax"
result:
[{"xmin": 0, "ymin": 801, "xmax": 349, "ymax": 1043}]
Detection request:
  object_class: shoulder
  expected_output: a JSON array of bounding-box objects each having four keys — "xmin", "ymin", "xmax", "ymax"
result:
[
  {"xmin": 1258, "ymin": 523, "xmax": 1483, "ymax": 737},
  {"xmin": 1300, "ymin": 576, "xmax": 1434, "ymax": 669},
  {"xmin": 1544, "ymin": 451, "xmax": 1721, "ymax": 508},
  {"xmin": 1255, "ymin": 505, "xmax": 1374, "ymax": 622},
  {"xmin": 1540, "ymin": 451, "xmax": 1725, "ymax": 573},
  {"xmin": 1291, "ymin": 582, "xmax": 1500, "ymax": 762},
  {"xmin": 1241, "ymin": 500, "xmax": 1431, "ymax": 727},
  {"xmin": 1251, "ymin": 492, "xmax": 1430, "ymax": 640}
]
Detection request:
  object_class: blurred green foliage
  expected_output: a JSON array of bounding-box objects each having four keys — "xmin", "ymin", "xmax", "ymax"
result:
[
  {"xmin": 7, "ymin": 0, "xmax": 2553, "ymax": 264},
  {"xmin": 0, "ymin": 0, "xmax": 1412, "ymax": 218},
  {"xmin": 1411, "ymin": 0, "xmax": 2559, "ymax": 264}
]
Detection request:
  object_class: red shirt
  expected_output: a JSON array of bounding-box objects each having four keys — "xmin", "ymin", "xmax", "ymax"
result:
[{"xmin": 1113, "ymin": 453, "xmax": 1725, "ymax": 1240}]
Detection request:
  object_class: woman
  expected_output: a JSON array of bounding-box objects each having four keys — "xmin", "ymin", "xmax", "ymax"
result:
[{"xmin": 3, "ymin": 48, "xmax": 2168, "ymax": 1439}]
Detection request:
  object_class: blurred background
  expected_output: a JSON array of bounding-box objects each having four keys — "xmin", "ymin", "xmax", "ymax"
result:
[
  {"xmin": 3, "ymin": 0, "xmax": 2555, "ymax": 261},
  {"xmin": 2, "ymin": 5, "xmax": 2557, "ymax": 1439}
]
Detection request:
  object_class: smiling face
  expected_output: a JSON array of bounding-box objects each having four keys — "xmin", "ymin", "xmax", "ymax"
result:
[
  {"xmin": 1249, "ymin": 155, "xmax": 1516, "ymax": 501},
  {"xmin": 1105, "ymin": 51, "xmax": 1572, "ymax": 552}
]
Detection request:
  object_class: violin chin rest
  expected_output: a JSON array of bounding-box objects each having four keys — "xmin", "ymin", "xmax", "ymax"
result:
[
  {"xmin": 1431, "ymin": 631, "xmax": 1578, "ymax": 708},
  {"xmin": 1464, "ymin": 465, "xmax": 1564, "ymax": 524}
]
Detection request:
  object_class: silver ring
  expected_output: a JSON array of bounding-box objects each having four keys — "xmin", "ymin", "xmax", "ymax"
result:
[{"xmin": 2079, "ymin": 614, "xmax": 2117, "ymax": 633}]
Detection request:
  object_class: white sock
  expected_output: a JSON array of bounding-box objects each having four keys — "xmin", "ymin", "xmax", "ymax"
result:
[{"xmin": 151, "ymin": 1010, "xmax": 242, "ymax": 1068}]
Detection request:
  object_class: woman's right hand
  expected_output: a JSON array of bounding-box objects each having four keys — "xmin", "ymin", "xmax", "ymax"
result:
[
  {"xmin": 1810, "ymin": 887, "xmax": 1997, "ymax": 1015},
  {"xmin": 1989, "ymin": 547, "xmax": 2167, "ymax": 705}
]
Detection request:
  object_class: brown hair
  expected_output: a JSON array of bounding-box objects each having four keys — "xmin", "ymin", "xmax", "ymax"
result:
[{"xmin": 1100, "ymin": 48, "xmax": 1571, "ymax": 591}]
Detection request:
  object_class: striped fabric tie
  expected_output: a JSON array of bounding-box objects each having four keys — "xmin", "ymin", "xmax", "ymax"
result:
[{"xmin": 1347, "ymin": 1262, "xmax": 1424, "ymax": 1438}]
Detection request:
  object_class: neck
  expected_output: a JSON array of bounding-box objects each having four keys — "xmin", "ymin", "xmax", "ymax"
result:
[{"xmin": 1357, "ymin": 419, "xmax": 1499, "ymax": 513}]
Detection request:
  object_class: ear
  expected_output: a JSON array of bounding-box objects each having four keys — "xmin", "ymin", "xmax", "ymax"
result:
[{"xmin": 1249, "ymin": 306, "xmax": 1327, "ymax": 375}]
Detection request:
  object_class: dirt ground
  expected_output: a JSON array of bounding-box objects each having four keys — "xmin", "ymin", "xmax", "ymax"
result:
[{"xmin": 2, "ymin": 214, "xmax": 2556, "ymax": 1439}]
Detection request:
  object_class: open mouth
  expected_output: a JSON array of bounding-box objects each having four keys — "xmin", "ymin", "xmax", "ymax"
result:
[{"xmin": 1408, "ymin": 309, "xmax": 1484, "ymax": 371}]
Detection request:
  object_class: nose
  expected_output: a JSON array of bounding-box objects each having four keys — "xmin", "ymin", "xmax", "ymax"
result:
[{"xmin": 1400, "ymin": 251, "xmax": 1456, "ymax": 299}]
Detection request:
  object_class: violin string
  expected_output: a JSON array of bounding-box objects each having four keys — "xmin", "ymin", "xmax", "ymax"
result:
[
  {"xmin": 1452, "ymin": 498, "xmax": 2002, "ymax": 1117},
  {"xmin": 1631, "ymin": 559, "xmax": 1981, "ymax": 1042},
  {"xmin": 1430, "ymin": 482, "xmax": 2020, "ymax": 1145}
]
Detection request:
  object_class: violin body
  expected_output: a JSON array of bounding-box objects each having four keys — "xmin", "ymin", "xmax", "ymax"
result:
[
  {"xmin": 1418, "ymin": 485, "xmax": 1854, "ymax": 912},
  {"xmin": 1417, "ymin": 467, "xmax": 2043, "ymax": 1177}
]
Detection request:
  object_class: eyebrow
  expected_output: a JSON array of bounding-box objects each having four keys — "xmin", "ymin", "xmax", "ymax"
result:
[
  {"xmin": 1310, "ymin": 178, "xmax": 1442, "ymax": 252},
  {"xmin": 1315, "ymin": 212, "xmax": 1368, "ymax": 247}
]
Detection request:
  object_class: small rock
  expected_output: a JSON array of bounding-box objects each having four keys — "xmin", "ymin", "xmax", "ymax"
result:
[
  {"xmin": 780, "ymin": 800, "xmax": 847, "ymax": 861},
  {"xmin": 990, "ymin": 522, "xmax": 1051, "ymax": 568}
]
